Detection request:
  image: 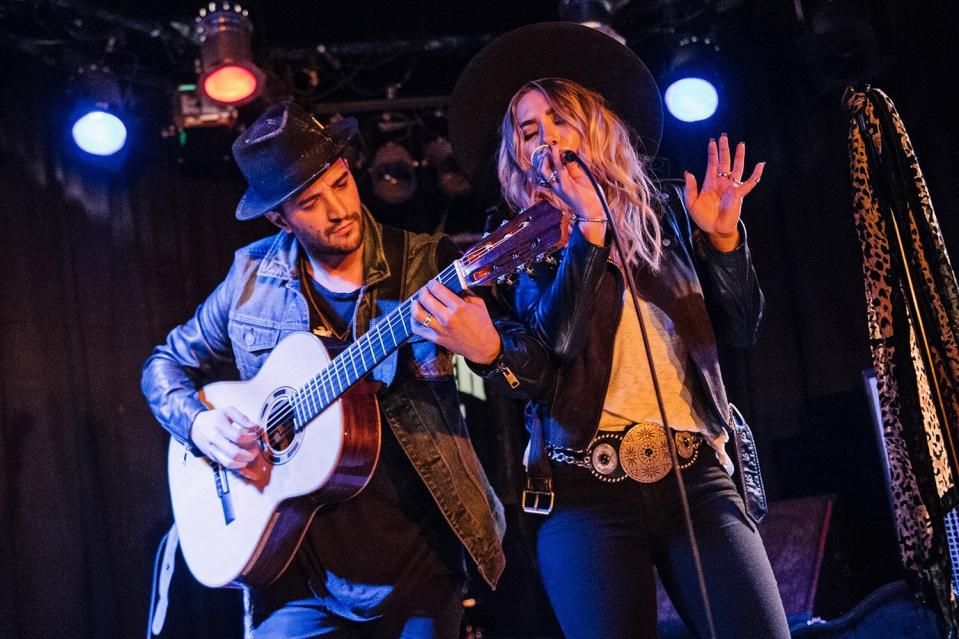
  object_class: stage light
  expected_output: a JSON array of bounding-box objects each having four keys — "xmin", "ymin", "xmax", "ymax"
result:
[
  {"xmin": 195, "ymin": 3, "xmax": 264, "ymax": 106},
  {"xmin": 664, "ymin": 78, "xmax": 718, "ymax": 123},
  {"xmin": 424, "ymin": 138, "xmax": 471, "ymax": 198},
  {"xmin": 662, "ymin": 35, "xmax": 722, "ymax": 123},
  {"xmin": 370, "ymin": 142, "xmax": 417, "ymax": 205},
  {"xmin": 67, "ymin": 66, "xmax": 129, "ymax": 157},
  {"xmin": 71, "ymin": 111, "xmax": 127, "ymax": 156},
  {"xmin": 203, "ymin": 65, "xmax": 258, "ymax": 104},
  {"xmin": 559, "ymin": 0, "xmax": 626, "ymax": 44}
]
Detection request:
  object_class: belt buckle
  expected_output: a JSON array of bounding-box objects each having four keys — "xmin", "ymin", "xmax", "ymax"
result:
[
  {"xmin": 521, "ymin": 478, "xmax": 554, "ymax": 515},
  {"xmin": 620, "ymin": 423, "xmax": 672, "ymax": 483},
  {"xmin": 585, "ymin": 432, "xmax": 628, "ymax": 482}
]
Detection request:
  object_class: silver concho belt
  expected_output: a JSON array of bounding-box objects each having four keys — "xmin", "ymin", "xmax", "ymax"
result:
[{"xmin": 547, "ymin": 423, "xmax": 704, "ymax": 483}]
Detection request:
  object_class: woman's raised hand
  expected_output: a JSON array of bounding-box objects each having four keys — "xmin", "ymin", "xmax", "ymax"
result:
[{"xmin": 683, "ymin": 133, "xmax": 765, "ymax": 252}]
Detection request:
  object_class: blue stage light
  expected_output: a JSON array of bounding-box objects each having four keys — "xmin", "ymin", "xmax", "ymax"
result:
[
  {"xmin": 664, "ymin": 78, "xmax": 719, "ymax": 123},
  {"xmin": 71, "ymin": 110, "xmax": 128, "ymax": 156}
]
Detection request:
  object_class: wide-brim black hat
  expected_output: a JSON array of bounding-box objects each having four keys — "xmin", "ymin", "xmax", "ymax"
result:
[
  {"xmin": 449, "ymin": 22, "xmax": 663, "ymax": 192},
  {"xmin": 233, "ymin": 101, "xmax": 358, "ymax": 220}
]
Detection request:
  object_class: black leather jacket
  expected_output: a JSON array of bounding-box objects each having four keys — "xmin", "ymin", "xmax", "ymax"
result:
[{"xmin": 473, "ymin": 181, "xmax": 768, "ymax": 521}]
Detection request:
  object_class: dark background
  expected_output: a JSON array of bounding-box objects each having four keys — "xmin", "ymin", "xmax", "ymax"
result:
[{"xmin": 1, "ymin": 1, "xmax": 957, "ymax": 637}]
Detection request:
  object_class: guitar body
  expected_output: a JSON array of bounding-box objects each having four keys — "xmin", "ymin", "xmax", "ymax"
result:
[{"xmin": 167, "ymin": 331, "xmax": 380, "ymax": 589}]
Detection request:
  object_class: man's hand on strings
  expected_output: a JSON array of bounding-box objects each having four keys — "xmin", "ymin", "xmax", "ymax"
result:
[{"xmin": 190, "ymin": 407, "xmax": 260, "ymax": 479}]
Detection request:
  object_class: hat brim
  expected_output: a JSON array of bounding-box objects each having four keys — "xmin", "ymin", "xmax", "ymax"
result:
[
  {"xmin": 235, "ymin": 117, "xmax": 359, "ymax": 221},
  {"xmin": 449, "ymin": 22, "xmax": 663, "ymax": 193}
]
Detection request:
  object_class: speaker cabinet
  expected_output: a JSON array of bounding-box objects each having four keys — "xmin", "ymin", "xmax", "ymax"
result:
[{"xmin": 658, "ymin": 495, "xmax": 834, "ymax": 636}]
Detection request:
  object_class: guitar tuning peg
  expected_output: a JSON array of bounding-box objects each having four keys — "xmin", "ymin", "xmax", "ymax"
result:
[
  {"xmin": 524, "ymin": 264, "xmax": 536, "ymax": 276},
  {"xmin": 499, "ymin": 219, "xmax": 510, "ymax": 227},
  {"xmin": 482, "ymin": 231, "xmax": 490, "ymax": 239},
  {"xmin": 535, "ymin": 252, "xmax": 546, "ymax": 262},
  {"xmin": 544, "ymin": 253, "xmax": 558, "ymax": 266}
]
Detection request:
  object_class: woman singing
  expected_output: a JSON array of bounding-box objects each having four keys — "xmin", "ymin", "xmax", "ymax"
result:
[{"xmin": 448, "ymin": 22, "xmax": 789, "ymax": 639}]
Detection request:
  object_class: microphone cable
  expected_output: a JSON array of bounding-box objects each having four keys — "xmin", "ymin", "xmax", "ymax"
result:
[{"xmin": 561, "ymin": 149, "xmax": 718, "ymax": 639}]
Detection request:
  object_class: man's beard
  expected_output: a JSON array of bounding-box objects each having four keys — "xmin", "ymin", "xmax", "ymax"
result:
[{"xmin": 305, "ymin": 213, "xmax": 364, "ymax": 257}]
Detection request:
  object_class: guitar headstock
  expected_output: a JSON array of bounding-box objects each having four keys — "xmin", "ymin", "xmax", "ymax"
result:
[{"xmin": 459, "ymin": 201, "xmax": 565, "ymax": 287}]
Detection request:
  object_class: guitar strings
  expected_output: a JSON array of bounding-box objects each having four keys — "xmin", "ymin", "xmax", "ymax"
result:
[
  {"xmin": 261, "ymin": 259, "xmax": 459, "ymax": 440},
  {"xmin": 258, "ymin": 220, "xmax": 546, "ymax": 443},
  {"xmin": 262, "ymin": 298, "xmax": 417, "ymax": 440}
]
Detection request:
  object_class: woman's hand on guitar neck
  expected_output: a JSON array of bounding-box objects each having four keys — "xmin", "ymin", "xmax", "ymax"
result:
[
  {"xmin": 190, "ymin": 407, "xmax": 260, "ymax": 479},
  {"xmin": 411, "ymin": 280, "xmax": 502, "ymax": 366}
]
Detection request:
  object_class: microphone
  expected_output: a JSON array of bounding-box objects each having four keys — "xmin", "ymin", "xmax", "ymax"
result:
[
  {"xmin": 530, "ymin": 144, "xmax": 551, "ymax": 173},
  {"xmin": 531, "ymin": 145, "xmax": 580, "ymax": 172}
]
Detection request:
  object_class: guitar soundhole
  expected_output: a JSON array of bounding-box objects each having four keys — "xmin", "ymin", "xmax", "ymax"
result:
[{"xmin": 258, "ymin": 388, "xmax": 302, "ymax": 465}]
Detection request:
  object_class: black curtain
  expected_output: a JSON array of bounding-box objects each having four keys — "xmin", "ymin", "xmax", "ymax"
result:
[
  {"xmin": 1, "ymin": 2, "xmax": 958, "ymax": 637},
  {"xmin": 0, "ymin": 53, "xmax": 270, "ymax": 638}
]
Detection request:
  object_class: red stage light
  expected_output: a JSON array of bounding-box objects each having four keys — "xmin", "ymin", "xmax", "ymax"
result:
[
  {"xmin": 195, "ymin": 4, "xmax": 263, "ymax": 106},
  {"xmin": 203, "ymin": 65, "xmax": 259, "ymax": 105}
]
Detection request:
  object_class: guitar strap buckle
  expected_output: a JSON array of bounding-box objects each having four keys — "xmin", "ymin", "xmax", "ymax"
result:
[{"xmin": 521, "ymin": 477, "xmax": 554, "ymax": 515}]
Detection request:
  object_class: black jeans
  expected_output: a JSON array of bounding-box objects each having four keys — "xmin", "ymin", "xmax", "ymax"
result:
[{"xmin": 536, "ymin": 452, "xmax": 790, "ymax": 639}]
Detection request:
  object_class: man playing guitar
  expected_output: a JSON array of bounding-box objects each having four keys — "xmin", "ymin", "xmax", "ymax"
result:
[{"xmin": 141, "ymin": 100, "xmax": 549, "ymax": 637}]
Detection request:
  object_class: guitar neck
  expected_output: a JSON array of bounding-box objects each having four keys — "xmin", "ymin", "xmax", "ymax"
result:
[{"xmin": 290, "ymin": 261, "xmax": 465, "ymax": 429}]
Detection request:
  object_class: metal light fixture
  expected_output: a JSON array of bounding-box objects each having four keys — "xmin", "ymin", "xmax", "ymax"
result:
[
  {"xmin": 68, "ymin": 66, "xmax": 129, "ymax": 157},
  {"xmin": 370, "ymin": 142, "xmax": 417, "ymax": 205},
  {"xmin": 559, "ymin": 0, "xmax": 627, "ymax": 44},
  {"xmin": 424, "ymin": 138, "xmax": 471, "ymax": 198},
  {"xmin": 662, "ymin": 34, "xmax": 722, "ymax": 123},
  {"xmin": 195, "ymin": 2, "xmax": 264, "ymax": 106}
]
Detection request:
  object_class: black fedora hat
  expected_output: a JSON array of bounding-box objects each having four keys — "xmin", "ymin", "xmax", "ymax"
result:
[
  {"xmin": 232, "ymin": 101, "xmax": 358, "ymax": 220},
  {"xmin": 449, "ymin": 22, "xmax": 663, "ymax": 192}
]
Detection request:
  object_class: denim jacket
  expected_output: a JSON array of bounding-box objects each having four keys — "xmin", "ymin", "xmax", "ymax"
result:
[{"xmin": 141, "ymin": 209, "xmax": 507, "ymax": 587}]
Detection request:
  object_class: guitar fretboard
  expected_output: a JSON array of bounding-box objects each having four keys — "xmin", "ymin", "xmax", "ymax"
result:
[{"xmin": 289, "ymin": 262, "xmax": 464, "ymax": 429}]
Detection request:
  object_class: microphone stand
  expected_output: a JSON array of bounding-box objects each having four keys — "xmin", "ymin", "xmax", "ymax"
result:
[{"xmin": 563, "ymin": 150, "xmax": 718, "ymax": 639}]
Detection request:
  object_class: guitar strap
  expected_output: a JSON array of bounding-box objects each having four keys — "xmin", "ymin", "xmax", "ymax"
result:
[
  {"xmin": 149, "ymin": 523, "xmax": 179, "ymax": 636},
  {"xmin": 362, "ymin": 224, "xmax": 407, "ymax": 390},
  {"xmin": 377, "ymin": 224, "xmax": 408, "ymax": 305}
]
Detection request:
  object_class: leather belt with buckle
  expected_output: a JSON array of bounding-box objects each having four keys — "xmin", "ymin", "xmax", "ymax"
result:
[{"xmin": 548, "ymin": 423, "xmax": 704, "ymax": 484}]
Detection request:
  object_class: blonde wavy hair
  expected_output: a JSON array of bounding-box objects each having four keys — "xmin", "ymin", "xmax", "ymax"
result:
[{"xmin": 497, "ymin": 78, "xmax": 662, "ymax": 271}]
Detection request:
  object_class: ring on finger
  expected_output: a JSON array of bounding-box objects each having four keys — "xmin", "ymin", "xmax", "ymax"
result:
[
  {"xmin": 422, "ymin": 312, "xmax": 434, "ymax": 328},
  {"xmin": 731, "ymin": 178, "xmax": 743, "ymax": 187},
  {"xmin": 548, "ymin": 171, "xmax": 558, "ymax": 184},
  {"xmin": 716, "ymin": 171, "xmax": 731, "ymax": 178}
]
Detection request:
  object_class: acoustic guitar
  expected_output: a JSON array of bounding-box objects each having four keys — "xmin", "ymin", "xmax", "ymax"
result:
[{"xmin": 167, "ymin": 201, "xmax": 563, "ymax": 588}]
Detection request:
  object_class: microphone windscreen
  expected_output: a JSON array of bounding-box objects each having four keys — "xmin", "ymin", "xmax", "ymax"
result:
[{"xmin": 530, "ymin": 144, "xmax": 550, "ymax": 172}]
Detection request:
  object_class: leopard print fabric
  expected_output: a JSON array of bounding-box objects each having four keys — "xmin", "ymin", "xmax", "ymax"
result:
[{"xmin": 848, "ymin": 87, "xmax": 959, "ymax": 633}]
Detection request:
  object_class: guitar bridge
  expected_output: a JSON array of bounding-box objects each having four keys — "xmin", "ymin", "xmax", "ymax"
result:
[{"xmin": 212, "ymin": 462, "xmax": 235, "ymax": 525}]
